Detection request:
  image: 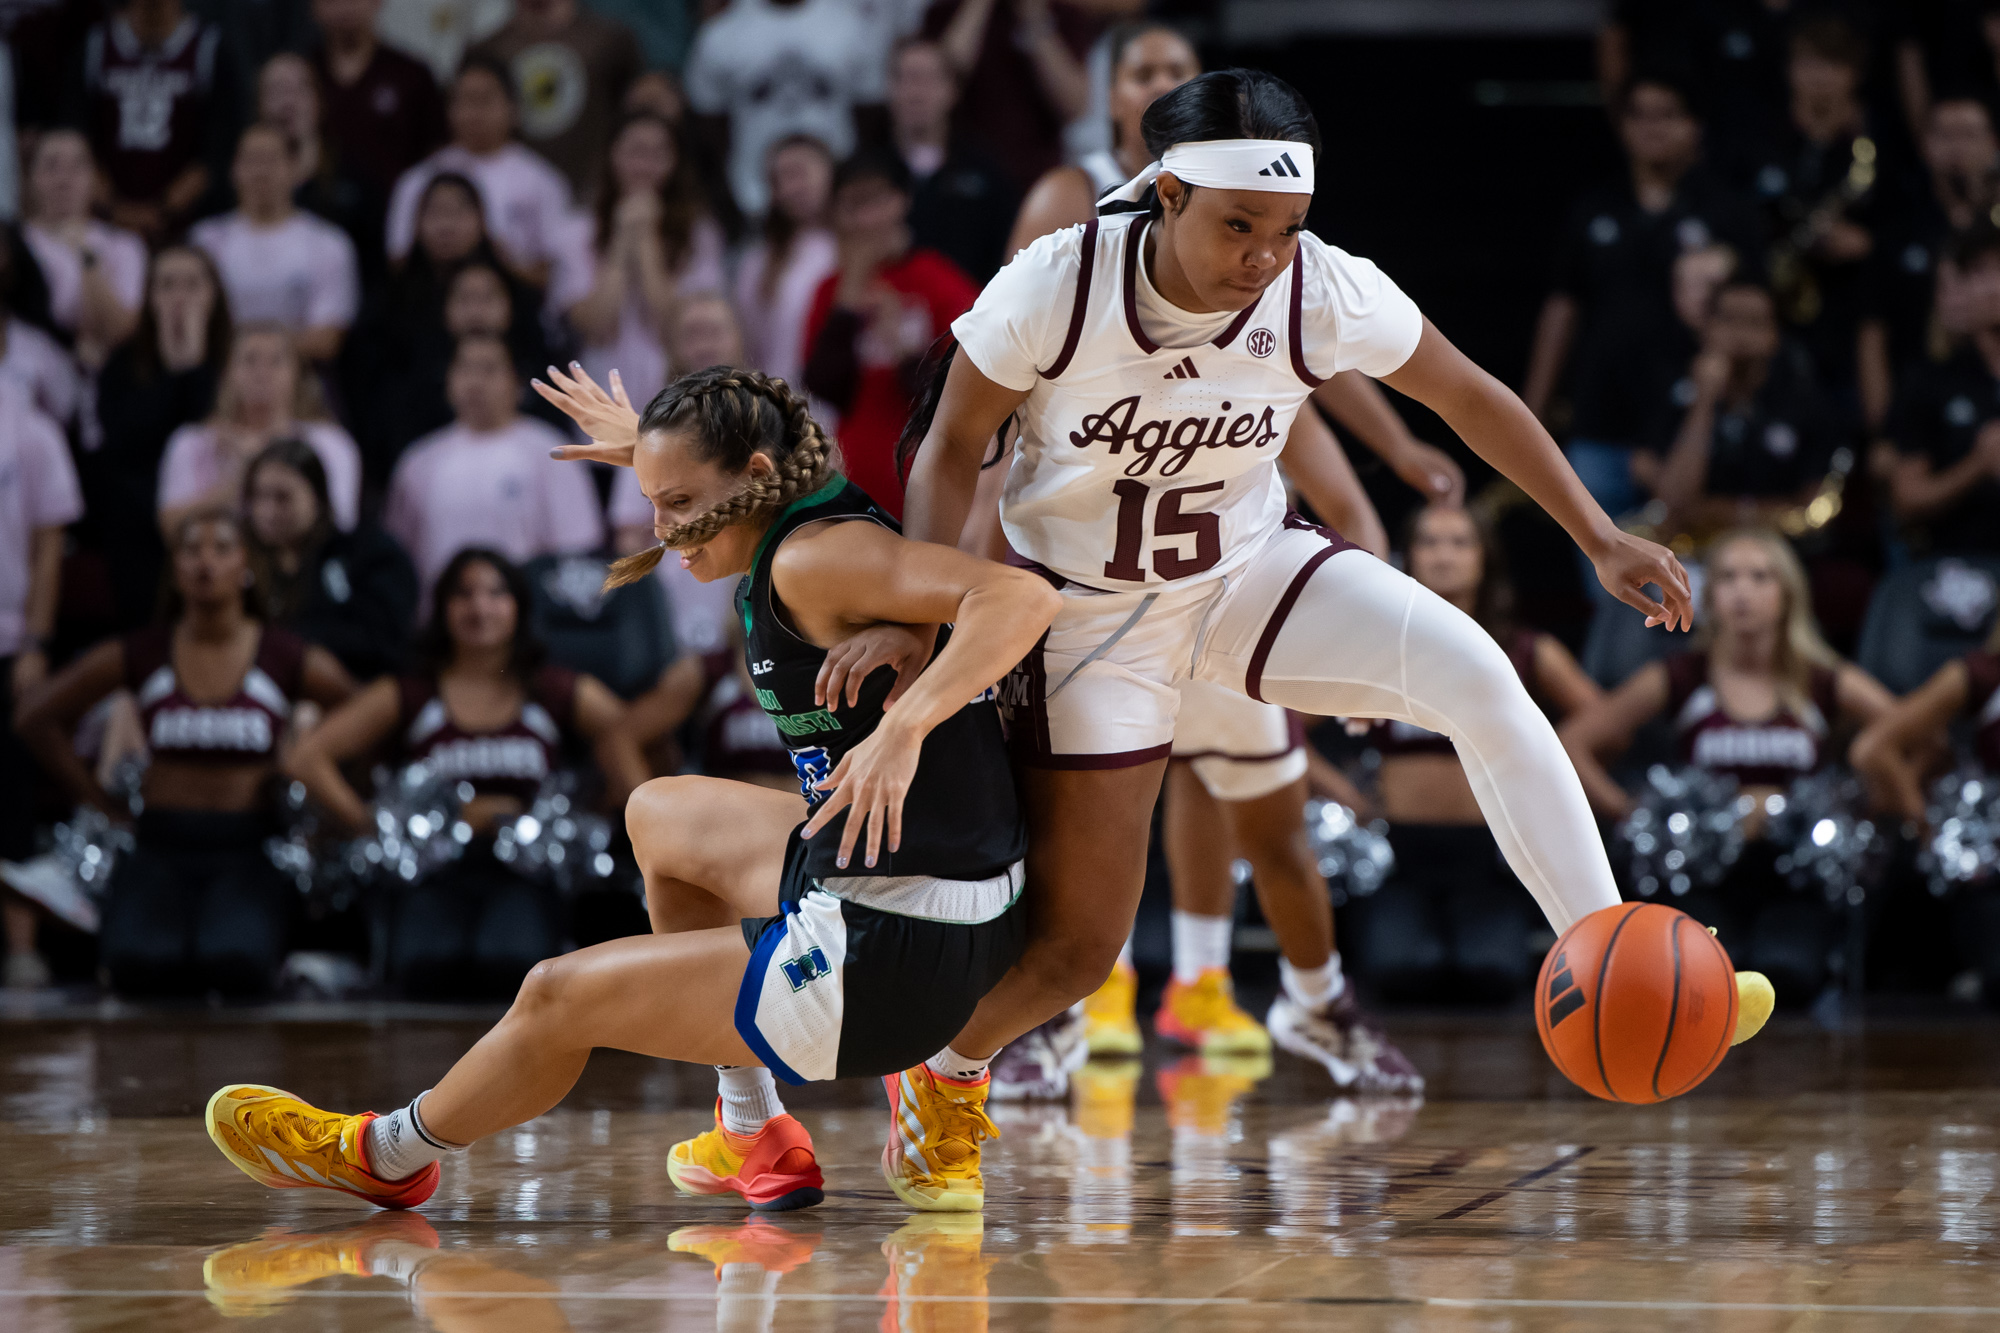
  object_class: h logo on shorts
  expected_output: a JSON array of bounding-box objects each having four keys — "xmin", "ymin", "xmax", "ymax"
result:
[{"xmin": 781, "ymin": 947, "xmax": 832, "ymax": 992}]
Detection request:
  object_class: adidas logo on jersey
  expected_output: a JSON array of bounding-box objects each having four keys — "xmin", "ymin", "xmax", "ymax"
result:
[
  {"xmin": 1258, "ymin": 151, "xmax": 1304, "ymax": 179},
  {"xmin": 1162, "ymin": 356, "xmax": 1199, "ymax": 380}
]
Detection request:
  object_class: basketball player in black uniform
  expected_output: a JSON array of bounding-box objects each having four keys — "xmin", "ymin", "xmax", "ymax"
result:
[{"xmin": 203, "ymin": 366, "xmax": 1058, "ymax": 1217}]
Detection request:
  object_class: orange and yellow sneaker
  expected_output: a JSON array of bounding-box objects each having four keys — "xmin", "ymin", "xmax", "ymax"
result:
[
  {"xmin": 202, "ymin": 1213, "xmax": 440, "ymax": 1316},
  {"xmin": 669, "ymin": 1217, "xmax": 822, "ymax": 1275},
  {"xmin": 1154, "ymin": 969, "xmax": 1273, "ymax": 1055},
  {"xmin": 881, "ymin": 1065, "xmax": 998, "ymax": 1213},
  {"xmin": 205, "ymin": 1084, "xmax": 439, "ymax": 1210},
  {"xmin": 668, "ymin": 1100, "xmax": 824, "ymax": 1212},
  {"xmin": 1082, "ymin": 961, "xmax": 1144, "ymax": 1057}
]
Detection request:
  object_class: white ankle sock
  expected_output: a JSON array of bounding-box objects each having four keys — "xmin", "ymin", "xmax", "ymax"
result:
[
  {"xmin": 1171, "ymin": 910, "xmax": 1233, "ymax": 983},
  {"xmin": 1281, "ymin": 953, "xmax": 1346, "ymax": 1012},
  {"xmin": 716, "ymin": 1065, "xmax": 785, "ymax": 1135},
  {"xmin": 364, "ymin": 1092, "xmax": 463, "ymax": 1182},
  {"xmin": 925, "ymin": 1045, "xmax": 992, "ymax": 1082}
]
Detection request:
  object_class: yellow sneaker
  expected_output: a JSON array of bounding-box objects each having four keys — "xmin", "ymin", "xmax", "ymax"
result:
[
  {"xmin": 1733, "ymin": 971, "xmax": 1775, "ymax": 1045},
  {"xmin": 1082, "ymin": 962, "xmax": 1144, "ymax": 1056},
  {"xmin": 668, "ymin": 1100, "xmax": 824, "ymax": 1211},
  {"xmin": 205, "ymin": 1084, "xmax": 440, "ymax": 1209},
  {"xmin": 202, "ymin": 1213, "xmax": 439, "ymax": 1316},
  {"xmin": 1154, "ymin": 969, "xmax": 1272, "ymax": 1055},
  {"xmin": 881, "ymin": 1065, "xmax": 998, "ymax": 1213}
]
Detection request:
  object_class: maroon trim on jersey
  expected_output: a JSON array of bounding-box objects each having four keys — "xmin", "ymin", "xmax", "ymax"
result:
[
  {"xmin": 1286, "ymin": 247, "xmax": 1325, "ymax": 387},
  {"xmin": 1040, "ymin": 219, "xmax": 1099, "ymax": 380},
  {"xmin": 1002, "ymin": 546, "xmax": 1070, "ymax": 591},
  {"xmin": 1027, "ymin": 742, "xmax": 1175, "ymax": 771},
  {"xmin": 1119, "ymin": 221, "xmax": 1161, "ymax": 355},
  {"xmin": 1211, "ymin": 301, "xmax": 1259, "ymax": 350},
  {"xmin": 1245, "ymin": 518, "xmax": 1360, "ymax": 702}
]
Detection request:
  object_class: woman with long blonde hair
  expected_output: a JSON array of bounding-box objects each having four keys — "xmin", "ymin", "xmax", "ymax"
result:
[
  {"xmin": 1561, "ymin": 527, "xmax": 1894, "ymax": 998},
  {"xmin": 156, "ymin": 325, "xmax": 362, "ymax": 536}
]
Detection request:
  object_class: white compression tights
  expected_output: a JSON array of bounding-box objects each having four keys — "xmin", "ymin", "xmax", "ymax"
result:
[{"xmin": 1242, "ymin": 549, "xmax": 1620, "ymax": 934}]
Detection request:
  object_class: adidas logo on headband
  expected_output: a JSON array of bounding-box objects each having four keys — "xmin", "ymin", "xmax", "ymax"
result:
[{"xmin": 1258, "ymin": 152, "xmax": 1304, "ymax": 179}]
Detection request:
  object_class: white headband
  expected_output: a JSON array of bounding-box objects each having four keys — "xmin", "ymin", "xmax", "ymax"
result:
[{"xmin": 1098, "ymin": 138, "xmax": 1315, "ymax": 208}]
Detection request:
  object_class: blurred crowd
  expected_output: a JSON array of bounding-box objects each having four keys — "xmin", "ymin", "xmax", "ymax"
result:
[{"xmin": 0, "ymin": 0, "xmax": 1995, "ymax": 1010}]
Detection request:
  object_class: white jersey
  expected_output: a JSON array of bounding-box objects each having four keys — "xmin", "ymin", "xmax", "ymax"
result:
[{"xmin": 953, "ymin": 211, "xmax": 1421, "ymax": 590}]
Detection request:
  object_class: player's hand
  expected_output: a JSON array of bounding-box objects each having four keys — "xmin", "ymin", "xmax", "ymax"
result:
[
  {"xmin": 800, "ymin": 716, "xmax": 923, "ymax": 869},
  {"xmin": 1387, "ymin": 438, "xmax": 1464, "ymax": 506},
  {"xmin": 815, "ymin": 623, "xmax": 936, "ymax": 710},
  {"xmin": 1588, "ymin": 529, "xmax": 1694, "ymax": 631},
  {"xmin": 533, "ymin": 362, "xmax": 641, "ymax": 464}
]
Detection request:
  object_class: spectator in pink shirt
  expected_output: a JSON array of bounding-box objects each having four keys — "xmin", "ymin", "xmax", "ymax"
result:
[
  {"xmin": 0, "ymin": 230, "xmax": 84, "ymax": 432},
  {"xmin": 192, "ymin": 124, "xmax": 363, "ymax": 364},
  {"xmin": 19, "ymin": 130, "xmax": 146, "ymax": 373},
  {"xmin": 0, "ymin": 380, "xmax": 83, "ymax": 990},
  {"xmin": 733, "ymin": 133, "xmax": 838, "ymax": 389},
  {"xmin": 384, "ymin": 56, "xmax": 588, "ymax": 301},
  {"xmin": 385, "ymin": 334, "xmax": 604, "ymax": 596},
  {"xmin": 158, "ymin": 325, "xmax": 362, "ymax": 535},
  {"xmin": 570, "ymin": 112, "xmax": 726, "ymax": 412}
]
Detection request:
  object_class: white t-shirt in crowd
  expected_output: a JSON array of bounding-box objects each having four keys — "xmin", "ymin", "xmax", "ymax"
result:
[
  {"xmin": 191, "ymin": 211, "xmax": 361, "ymax": 334},
  {"xmin": 607, "ymin": 468, "xmax": 739, "ymax": 656},
  {"xmin": 0, "ymin": 317, "xmax": 83, "ymax": 428},
  {"xmin": 0, "ymin": 381, "xmax": 83, "ymax": 655},
  {"xmin": 22, "ymin": 220, "xmax": 148, "ymax": 336},
  {"xmin": 576, "ymin": 216, "xmax": 727, "ymax": 410},
  {"xmin": 951, "ymin": 218, "xmax": 1423, "ymax": 588},
  {"xmin": 385, "ymin": 143, "xmax": 591, "ymax": 304},
  {"xmin": 375, "ymin": 0, "xmax": 511, "ymax": 82},
  {"xmin": 683, "ymin": 0, "xmax": 886, "ymax": 216},
  {"xmin": 157, "ymin": 419, "xmax": 363, "ymax": 531},
  {"xmin": 734, "ymin": 228, "xmax": 838, "ymax": 388},
  {"xmin": 384, "ymin": 414, "xmax": 605, "ymax": 594}
]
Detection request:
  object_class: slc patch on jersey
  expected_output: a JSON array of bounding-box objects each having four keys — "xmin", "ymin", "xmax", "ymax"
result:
[{"xmin": 780, "ymin": 946, "xmax": 833, "ymax": 992}]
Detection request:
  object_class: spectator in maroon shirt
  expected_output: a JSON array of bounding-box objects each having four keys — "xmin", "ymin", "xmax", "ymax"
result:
[
  {"xmin": 921, "ymin": 0, "xmax": 1116, "ymax": 190},
  {"xmin": 308, "ymin": 0, "xmax": 447, "ymax": 199},
  {"xmin": 802, "ymin": 147, "xmax": 978, "ymax": 518},
  {"xmin": 70, "ymin": 0, "xmax": 245, "ymax": 241}
]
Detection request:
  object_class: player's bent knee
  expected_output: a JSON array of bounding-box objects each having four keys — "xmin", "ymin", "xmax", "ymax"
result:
[
  {"xmin": 509, "ymin": 956, "xmax": 583, "ymax": 1030},
  {"xmin": 626, "ymin": 776, "xmax": 703, "ymax": 865}
]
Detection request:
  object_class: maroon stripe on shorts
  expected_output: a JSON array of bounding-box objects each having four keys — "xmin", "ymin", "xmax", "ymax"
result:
[
  {"xmin": 1245, "ymin": 523, "xmax": 1360, "ymax": 703},
  {"xmin": 1286, "ymin": 248, "xmax": 1325, "ymax": 387},
  {"xmin": 1024, "ymin": 743, "xmax": 1174, "ymax": 771},
  {"xmin": 1171, "ymin": 743, "xmax": 1301, "ymax": 763},
  {"xmin": 1039, "ymin": 219, "xmax": 1098, "ymax": 381}
]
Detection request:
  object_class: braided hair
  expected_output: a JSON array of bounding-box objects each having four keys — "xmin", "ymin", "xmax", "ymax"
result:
[{"xmin": 603, "ymin": 366, "xmax": 842, "ymax": 589}]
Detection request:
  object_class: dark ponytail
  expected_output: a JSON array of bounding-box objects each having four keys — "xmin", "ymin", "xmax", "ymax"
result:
[
  {"xmin": 1130, "ymin": 68, "xmax": 1321, "ymax": 218},
  {"xmin": 894, "ymin": 338, "xmax": 1013, "ymax": 484}
]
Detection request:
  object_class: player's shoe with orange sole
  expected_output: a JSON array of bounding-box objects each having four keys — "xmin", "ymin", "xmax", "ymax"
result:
[
  {"xmin": 668, "ymin": 1100, "xmax": 824, "ymax": 1211},
  {"xmin": 1155, "ymin": 968, "xmax": 1273, "ymax": 1055},
  {"xmin": 882, "ymin": 1065, "xmax": 998, "ymax": 1212},
  {"xmin": 1083, "ymin": 961, "xmax": 1144, "ymax": 1056},
  {"xmin": 205, "ymin": 1084, "xmax": 439, "ymax": 1209},
  {"xmin": 202, "ymin": 1213, "xmax": 440, "ymax": 1316}
]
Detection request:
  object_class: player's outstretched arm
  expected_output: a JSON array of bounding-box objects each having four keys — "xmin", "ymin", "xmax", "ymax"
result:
[
  {"xmin": 902, "ymin": 350, "xmax": 1031, "ymax": 550},
  {"xmin": 1382, "ymin": 321, "xmax": 1694, "ymax": 632},
  {"xmin": 778, "ymin": 522, "xmax": 1060, "ymax": 870}
]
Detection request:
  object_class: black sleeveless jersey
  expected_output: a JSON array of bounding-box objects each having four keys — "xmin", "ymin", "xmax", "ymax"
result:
[{"xmin": 738, "ymin": 477, "xmax": 1026, "ymax": 884}]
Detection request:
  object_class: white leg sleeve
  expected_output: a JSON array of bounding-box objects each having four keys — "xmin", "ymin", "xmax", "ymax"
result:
[{"xmin": 1246, "ymin": 551, "xmax": 1619, "ymax": 933}]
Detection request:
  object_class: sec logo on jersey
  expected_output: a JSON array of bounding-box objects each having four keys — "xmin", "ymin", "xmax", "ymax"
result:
[{"xmin": 1246, "ymin": 328, "xmax": 1276, "ymax": 359}]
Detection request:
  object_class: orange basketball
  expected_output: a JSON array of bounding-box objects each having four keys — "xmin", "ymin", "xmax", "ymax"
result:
[{"xmin": 1535, "ymin": 902, "xmax": 1738, "ymax": 1104}]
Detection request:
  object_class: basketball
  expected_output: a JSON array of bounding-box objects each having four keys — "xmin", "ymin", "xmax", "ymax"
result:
[{"xmin": 1535, "ymin": 902, "xmax": 1739, "ymax": 1104}]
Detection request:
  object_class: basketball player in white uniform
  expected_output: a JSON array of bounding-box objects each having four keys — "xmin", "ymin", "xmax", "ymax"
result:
[
  {"xmin": 994, "ymin": 21, "xmax": 1454, "ymax": 1098},
  {"xmin": 869, "ymin": 67, "xmax": 1716, "ymax": 1214}
]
